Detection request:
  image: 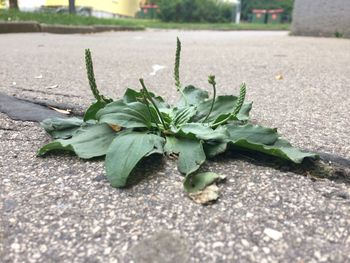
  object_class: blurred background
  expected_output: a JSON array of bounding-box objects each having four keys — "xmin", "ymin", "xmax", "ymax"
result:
[{"xmin": 0, "ymin": 0, "xmax": 293, "ymax": 25}]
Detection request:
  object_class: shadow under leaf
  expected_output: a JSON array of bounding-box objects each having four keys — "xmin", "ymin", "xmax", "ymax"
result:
[
  {"xmin": 125, "ymin": 154, "xmax": 166, "ymax": 188},
  {"xmin": 211, "ymin": 146, "xmax": 350, "ymax": 185}
]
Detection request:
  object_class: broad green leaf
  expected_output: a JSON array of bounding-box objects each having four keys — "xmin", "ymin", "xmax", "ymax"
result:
[
  {"xmin": 177, "ymin": 85, "xmax": 209, "ymax": 107},
  {"xmin": 226, "ymin": 123, "xmax": 279, "ymax": 145},
  {"xmin": 105, "ymin": 132, "xmax": 165, "ymax": 187},
  {"xmin": 192, "ymin": 95, "xmax": 252, "ymax": 123},
  {"xmin": 123, "ymin": 88, "xmax": 170, "ymax": 110},
  {"xmin": 230, "ymin": 138, "xmax": 318, "ymax": 163},
  {"xmin": 38, "ymin": 124, "xmax": 117, "ymax": 159},
  {"xmin": 41, "ymin": 117, "xmax": 84, "ymax": 139},
  {"xmin": 123, "ymin": 88, "xmax": 143, "ymax": 103},
  {"xmin": 226, "ymin": 123, "xmax": 317, "ymax": 163},
  {"xmin": 84, "ymin": 100, "xmax": 108, "ymax": 121},
  {"xmin": 184, "ymin": 172, "xmax": 222, "ymax": 193},
  {"xmin": 96, "ymin": 100, "xmax": 155, "ymax": 128},
  {"xmin": 164, "ymin": 136, "xmax": 206, "ymax": 175},
  {"xmin": 204, "ymin": 142, "xmax": 228, "ymax": 158},
  {"xmin": 175, "ymin": 123, "xmax": 228, "ymax": 141},
  {"xmin": 171, "ymin": 106, "xmax": 197, "ymax": 127}
]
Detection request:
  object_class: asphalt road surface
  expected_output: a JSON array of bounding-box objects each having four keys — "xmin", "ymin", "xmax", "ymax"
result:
[{"xmin": 1, "ymin": 30, "xmax": 349, "ymax": 262}]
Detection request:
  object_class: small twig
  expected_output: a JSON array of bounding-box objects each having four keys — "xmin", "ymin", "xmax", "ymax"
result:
[{"xmin": 202, "ymin": 75, "xmax": 217, "ymax": 123}]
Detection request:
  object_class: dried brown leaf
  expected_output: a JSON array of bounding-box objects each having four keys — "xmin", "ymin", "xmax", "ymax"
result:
[
  {"xmin": 48, "ymin": 106, "xmax": 71, "ymax": 115},
  {"xmin": 188, "ymin": 185, "xmax": 219, "ymax": 204}
]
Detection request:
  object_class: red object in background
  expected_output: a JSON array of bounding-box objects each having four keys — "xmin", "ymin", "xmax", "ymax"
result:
[
  {"xmin": 252, "ymin": 9, "xmax": 267, "ymax": 14},
  {"xmin": 267, "ymin": 9, "xmax": 284, "ymax": 14},
  {"xmin": 141, "ymin": 4, "xmax": 159, "ymax": 10},
  {"xmin": 267, "ymin": 9, "xmax": 284, "ymax": 20},
  {"xmin": 142, "ymin": 5, "xmax": 158, "ymax": 9}
]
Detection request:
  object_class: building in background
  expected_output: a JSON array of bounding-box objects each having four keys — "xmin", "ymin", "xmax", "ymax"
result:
[
  {"xmin": 292, "ymin": 0, "xmax": 350, "ymax": 38},
  {"xmin": 45, "ymin": 0, "xmax": 141, "ymax": 17},
  {"xmin": 0, "ymin": 0, "xmax": 142, "ymax": 17},
  {"xmin": 0, "ymin": 0, "xmax": 46, "ymax": 10}
]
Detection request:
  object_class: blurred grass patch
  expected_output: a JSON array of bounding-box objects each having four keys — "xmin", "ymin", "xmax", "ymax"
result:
[{"xmin": 0, "ymin": 10, "xmax": 290, "ymax": 31}]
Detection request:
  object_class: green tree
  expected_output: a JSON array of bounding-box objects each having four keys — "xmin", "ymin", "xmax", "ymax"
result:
[{"xmin": 158, "ymin": 0, "xmax": 233, "ymax": 23}]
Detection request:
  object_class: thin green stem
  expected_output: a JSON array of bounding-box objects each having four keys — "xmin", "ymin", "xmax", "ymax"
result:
[
  {"xmin": 211, "ymin": 83, "xmax": 246, "ymax": 128},
  {"xmin": 141, "ymin": 89, "xmax": 160, "ymax": 129},
  {"xmin": 139, "ymin": 79, "xmax": 168, "ymax": 130},
  {"xmin": 202, "ymin": 75, "xmax": 217, "ymax": 123}
]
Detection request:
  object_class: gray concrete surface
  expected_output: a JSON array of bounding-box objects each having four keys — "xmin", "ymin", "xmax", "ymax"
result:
[
  {"xmin": 292, "ymin": 0, "xmax": 350, "ymax": 38},
  {"xmin": 1, "ymin": 30, "xmax": 350, "ymax": 262}
]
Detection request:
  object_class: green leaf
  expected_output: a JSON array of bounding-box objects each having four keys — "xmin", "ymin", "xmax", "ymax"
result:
[
  {"xmin": 105, "ymin": 132, "xmax": 165, "ymax": 187},
  {"xmin": 175, "ymin": 123, "xmax": 228, "ymax": 141},
  {"xmin": 177, "ymin": 85, "xmax": 209, "ymax": 107},
  {"xmin": 96, "ymin": 100, "xmax": 155, "ymax": 128},
  {"xmin": 41, "ymin": 117, "xmax": 84, "ymax": 139},
  {"xmin": 229, "ymin": 138, "xmax": 318, "ymax": 164},
  {"xmin": 226, "ymin": 123, "xmax": 279, "ymax": 145},
  {"xmin": 83, "ymin": 100, "xmax": 107, "ymax": 122},
  {"xmin": 164, "ymin": 136, "xmax": 206, "ymax": 175},
  {"xmin": 123, "ymin": 88, "xmax": 143, "ymax": 103},
  {"xmin": 171, "ymin": 106, "xmax": 197, "ymax": 127},
  {"xmin": 184, "ymin": 172, "xmax": 222, "ymax": 193},
  {"xmin": 193, "ymin": 95, "xmax": 252, "ymax": 123},
  {"xmin": 204, "ymin": 142, "xmax": 228, "ymax": 158},
  {"xmin": 226, "ymin": 123, "xmax": 317, "ymax": 163},
  {"xmin": 38, "ymin": 124, "xmax": 117, "ymax": 159},
  {"xmin": 123, "ymin": 88, "xmax": 170, "ymax": 110}
]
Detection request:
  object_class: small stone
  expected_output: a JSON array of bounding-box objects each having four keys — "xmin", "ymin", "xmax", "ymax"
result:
[
  {"xmin": 104, "ymin": 247, "xmax": 112, "ymax": 254},
  {"xmin": 314, "ymin": 251, "xmax": 322, "ymax": 259},
  {"xmin": 241, "ymin": 239, "xmax": 250, "ymax": 247},
  {"xmin": 263, "ymin": 228, "xmax": 283, "ymax": 241},
  {"xmin": 262, "ymin": 247, "xmax": 271, "ymax": 254},
  {"xmin": 92, "ymin": 226, "xmax": 101, "ymax": 234},
  {"xmin": 122, "ymin": 242, "xmax": 129, "ymax": 251},
  {"xmin": 11, "ymin": 243, "xmax": 21, "ymax": 251},
  {"xmin": 39, "ymin": 244, "xmax": 47, "ymax": 253},
  {"xmin": 246, "ymin": 212, "xmax": 254, "ymax": 218},
  {"xmin": 234, "ymin": 202, "xmax": 243, "ymax": 208},
  {"xmin": 212, "ymin": 242, "xmax": 224, "ymax": 249}
]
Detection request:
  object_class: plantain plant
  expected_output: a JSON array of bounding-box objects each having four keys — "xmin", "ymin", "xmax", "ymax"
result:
[{"xmin": 38, "ymin": 38, "xmax": 318, "ymax": 200}]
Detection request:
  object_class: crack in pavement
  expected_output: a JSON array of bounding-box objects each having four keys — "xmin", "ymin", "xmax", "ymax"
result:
[
  {"xmin": 11, "ymin": 85, "xmax": 82, "ymax": 98},
  {"xmin": 1, "ymin": 92, "xmax": 349, "ymax": 183},
  {"xmin": 0, "ymin": 92, "xmax": 82, "ymax": 122}
]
